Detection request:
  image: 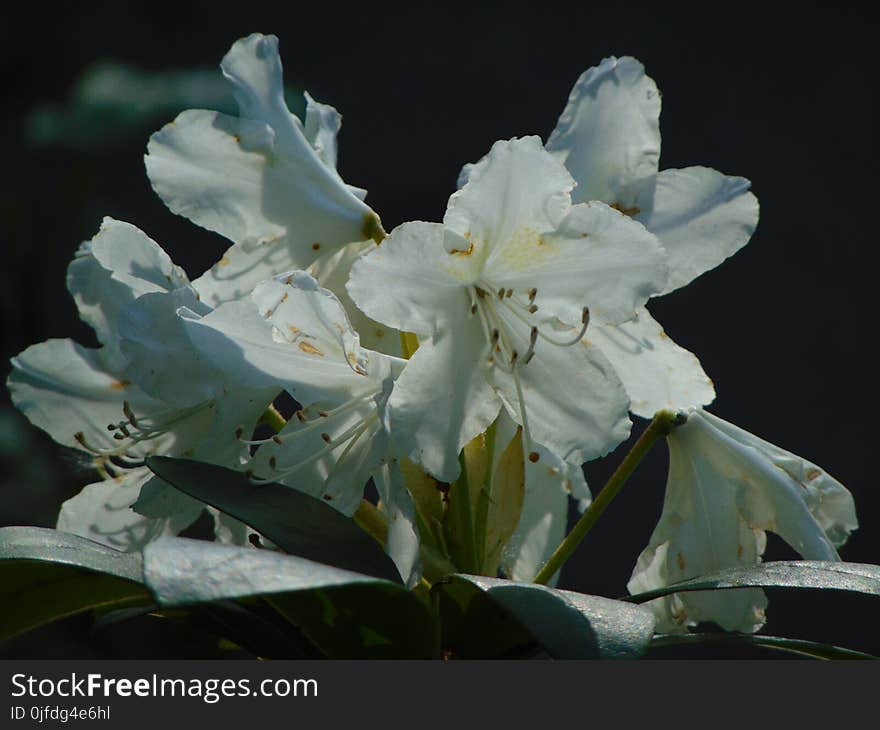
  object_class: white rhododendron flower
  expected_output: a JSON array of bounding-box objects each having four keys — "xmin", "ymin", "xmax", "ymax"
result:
[
  {"xmin": 349, "ymin": 136, "xmax": 667, "ymax": 481},
  {"xmin": 145, "ymin": 33, "xmax": 382, "ymax": 308},
  {"xmin": 177, "ymin": 271, "xmax": 420, "ymax": 584},
  {"xmin": 6, "ymin": 219, "xmax": 251, "ymax": 549},
  {"xmin": 627, "ymin": 409, "xmax": 858, "ymax": 633}
]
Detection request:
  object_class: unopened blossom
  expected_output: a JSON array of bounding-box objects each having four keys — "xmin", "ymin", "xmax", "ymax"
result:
[
  {"xmin": 349, "ymin": 136, "xmax": 668, "ymax": 481},
  {"xmin": 145, "ymin": 33, "xmax": 383, "ymax": 310},
  {"xmin": 627, "ymin": 409, "xmax": 858, "ymax": 633}
]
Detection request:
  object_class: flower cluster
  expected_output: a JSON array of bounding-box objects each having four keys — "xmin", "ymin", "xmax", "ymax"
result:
[{"xmin": 8, "ymin": 34, "xmax": 857, "ymax": 627}]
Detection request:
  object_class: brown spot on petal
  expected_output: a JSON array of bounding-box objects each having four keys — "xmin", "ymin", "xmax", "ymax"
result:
[
  {"xmin": 805, "ymin": 468, "xmax": 822, "ymax": 482},
  {"xmin": 312, "ymin": 242, "xmax": 321, "ymax": 251},
  {"xmin": 737, "ymin": 544, "xmax": 744, "ymax": 558},
  {"xmin": 449, "ymin": 242, "xmax": 474, "ymax": 256},
  {"xmin": 110, "ymin": 379, "xmax": 131, "ymax": 391},
  {"xmin": 610, "ymin": 203, "xmax": 641, "ymax": 217},
  {"xmin": 298, "ymin": 341, "xmax": 325, "ymax": 356},
  {"xmin": 218, "ymin": 255, "xmax": 231, "ymax": 267},
  {"xmin": 676, "ymin": 552, "xmax": 686, "ymax": 571},
  {"xmin": 528, "ymin": 452, "xmax": 540, "ymax": 463},
  {"xmin": 323, "ymin": 494, "xmax": 333, "ymax": 501}
]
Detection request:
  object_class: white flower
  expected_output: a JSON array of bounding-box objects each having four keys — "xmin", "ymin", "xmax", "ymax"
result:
[
  {"xmin": 627, "ymin": 409, "xmax": 858, "ymax": 633},
  {"xmin": 6, "ymin": 218, "xmax": 259, "ymax": 550},
  {"xmin": 460, "ymin": 57, "xmax": 758, "ymax": 418},
  {"xmin": 145, "ymin": 33, "xmax": 381, "ymax": 308},
  {"xmin": 348, "ymin": 136, "xmax": 667, "ymax": 481},
  {"xmin": 178, "ymin": 271, "xmax": 420, "ymax": 585}
]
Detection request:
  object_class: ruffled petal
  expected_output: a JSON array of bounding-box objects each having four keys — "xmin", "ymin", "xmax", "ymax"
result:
[
  {"xmin": 589, "ymin": 307, "xmax": 715, "ymax": 418},
  {"xmin": 546, "ymin": 57, "xmax": 661, "ymax": 206},
  {"xmin": 347, "ymin": 222, "xmax": 471, "ymax": 336},
  {"xmin": 634, "ymin": 167, "xmax": 759, "ymax": 295}
]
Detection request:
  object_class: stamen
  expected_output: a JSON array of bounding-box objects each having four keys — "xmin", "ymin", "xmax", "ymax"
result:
[{"xmin": 528, "ymin": 288, "xmax": 537, "ymax": 302}]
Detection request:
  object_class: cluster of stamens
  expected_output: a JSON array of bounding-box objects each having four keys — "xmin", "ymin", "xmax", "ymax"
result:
[
  {"xmin": 241, "ymin": 391, "xmax": 381, "ymax": 487},
  {"xmin": 468, "ymin": 282, "xmax": 590, "ymax": 462}
]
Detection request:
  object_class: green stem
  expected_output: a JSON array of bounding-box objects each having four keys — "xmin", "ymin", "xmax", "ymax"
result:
[
  {"xmin": 532, "ymin": 409, "xmax": 684, "ymax": 585},
  {"xmin": 260, "ymin": 404, "xmax": 287, "ymax": 433}
]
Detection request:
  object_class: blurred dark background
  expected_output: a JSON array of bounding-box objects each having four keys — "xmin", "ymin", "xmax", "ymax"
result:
[{"xmin": 1, "ymin": 3, "xmax": 877, "ymax": 657}]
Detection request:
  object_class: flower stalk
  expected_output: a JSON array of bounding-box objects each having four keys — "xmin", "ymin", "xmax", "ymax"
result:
[{"xmin": 532, "ymin": 409, "xmax": 685, "ymax": 585}]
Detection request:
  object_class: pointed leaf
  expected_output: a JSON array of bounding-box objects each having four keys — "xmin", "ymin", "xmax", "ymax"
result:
[
  {"xmin": 146, "ymin": 456, "xmax": 401, "ymax": 582},
  {"xmin": 626, "ymin": 561, "xmax": 880, "ymax": 604},
  {"xmin": 436, "ymin": 574, "xmax": 654, "ymax": 659},
  {"xmin": 483, "ymin": 426, "xmax": 525, "ymax": 575},
  {"xmin": 0, "ymin": 526, "xmax": 150, "ymax": 640},
  {"xmin": 144, "ymin": 537, "xmax": 437, "ymax": 658}
]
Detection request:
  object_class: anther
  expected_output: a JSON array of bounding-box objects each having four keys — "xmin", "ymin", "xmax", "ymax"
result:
[
  {"xmin": 318, "ymin": 411, "xmax": 329, "ymax": 418},
  {"xmin": 272, "ymin": 435, "xmax": 283, "ymax": 445},
  {"xmin": 511, "ymin": 350, "xmax": 519, "ymax": 365},
  {"xmin": 582, "ymin": 306, "xmax": 590, "ymax": 326},
  {"xmin": 528, "ymin": 287, "xmax": 537, "ymax": 302},
  {"xmin": 235, "ymin": 426, "xmax": 244, "ymax": 440},
  {"xmin": 470, "ymin": 303, "xmax": 478, "ymax": 315},
  {"xmin": 122, "ymin": 401, "xmax": 139, "ymax": 429},
  {"xmin": 491, "ymin": 328, "xmax": 500, "ymax": 343},
  {"xmin": 505, "ymin": 289, "xmax": 513, "ymax": 298},
  {"xmin": 107, "ymin": 423, "xmax": 117, "ymax": 431},
  {"xmin": 321, "ymin": 432, "xmax": 332, "ymax": 443},
  {"xmin": 497, "ymin": 287, "xmax": 505, "ymax": 299},
  {"xmin": 269, "ymin": 456, "xmax": 277, "ymax": 469},
  {"xmin": 295, "ymin": 410, "xmax": 307, "ymax": 422}
]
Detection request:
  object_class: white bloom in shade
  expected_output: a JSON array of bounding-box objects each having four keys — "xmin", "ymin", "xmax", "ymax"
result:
[
  {"xmin": 627, "ymin": 409, "xmax": 858, "ymax": 633},
  {"xmin": 178, "ymin": 271, "xmax": 420, "ymax": 585},
  {"xmin": 349, "ymin": 136, "xmax": 667, "ymax": 481},
  {"xmin": 6, "ymin": 219, "xmax": 233, "ymax": 550},
  {"xmin": 145, "ymin": 32, "xmax": 381, "ymax": 307},
  {"xmin": 494, "ymin": 412, "xmax": 591, "ymax": 585}
]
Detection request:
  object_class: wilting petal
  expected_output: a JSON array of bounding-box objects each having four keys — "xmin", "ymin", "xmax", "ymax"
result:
[{"xmin": 589, "ymin": 307, "xmax": 715, "ymax": 418}]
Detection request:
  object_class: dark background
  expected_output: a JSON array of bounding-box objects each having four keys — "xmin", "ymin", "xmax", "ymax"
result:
[{"xmin": 1, "ymin": 3, "xmax": 877, "ymax": 657}]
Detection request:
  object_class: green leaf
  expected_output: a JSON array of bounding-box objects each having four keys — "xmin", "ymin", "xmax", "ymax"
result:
[
  {"xmin": 482, "ymin": 426, "xmax": 524, "ymax": 575},
  {"xmin": 626, "ymin": 561, "xmax": 880, "ymax": 604},
  {"xmin": 650, "ymin": 633, "xmax": 878, "ymax": 660},
  {"xmin": 436, "ymin": 574, "xmax": 655, "ymax": 659},
  {"xmin": 145, "ymin": 456, "xmax": 401, "ymax": 583},
  {"xmin": 144, "ymin": 537, "xmax": 438, "ymax": 658},
  {"xmin": 0, "ymin": 526, "xmax": 151, "ymax": 640}
]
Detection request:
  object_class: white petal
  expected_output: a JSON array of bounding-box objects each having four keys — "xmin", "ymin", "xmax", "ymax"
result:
[
  {"xmin": 546, "ymin": 56, "xmax": 661, "ymax": 206},
  {"xmin": 308, "ymin": 240, "xmax": 401, "ymax": 356},
  {"xmin": 627, "ymin": 426, "xmax": 769, "ymax": 633},
  {"xmin": 146, "ymin": 108, "xmax": 376, "ymax": 307},
  {"xmin": 487, "ymin": 200, "xmax": 667, "ymax": 326},
  {"xmin": 376, "ymin": 463, "xmax": 422, "ymax": 588},
  {"xmin": 589, "ymin": 307, "xmax": 715, "ymax": 418},
  {"xmin": 303, "ymin": 90, "xmax": 341, "ymax": 169},
  {"xmin": 490, "ymin": 305, "xmax": 632, "ymax": 466},
  {"xmin": 635, "ymin": 167, "xmax": 759, "ymax": 294},
  {"xmin": 347, "ymin": 222, "xmax": 471, "ymax": 336},
  {"xmin": 182, "ymin": 274, "xmax": 372, "ymax": 405},
  {"xmin": 698, "ymin": 410, "xmax": 857, "ymax": 555},
  {"xmin": 498, "ymin": 410, "xmax": 590, "ymax": 585},
  {"xmin": 66, "ymin": 218, "xmax": 193, "ymax": 363},
  {"xmin": 7, "ymin": 338, "xmax": 176, "ymax": 454},
  {"xmin": 57, "ymin": 468, "xmax": 202, "ymax": 552},
  {"xmin": 388, "ymin": 304, "xmax": 502, "ymax": 481},
  {"xmin": 445, "ymin": 137, "xmax": 574, "ymax": 265}
]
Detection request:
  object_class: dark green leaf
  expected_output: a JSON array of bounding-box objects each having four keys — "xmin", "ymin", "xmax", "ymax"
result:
[
  {"xmin": 626, "ymin": 561, "xmax": 880, "ymax": 604},
  {"xmin": 0, "ymin": 526, "xmax": 150, "ymax": 640},
  {"xmin": 146, "ymin": 456, "xmax": 401, "ymax": 583},
  {"xmin": 436, "ymin": 574, "xmax": 655, "ymax": 659},
  {"xmin": 650, "ymin": 633, "xmax": 877, "ymax": 660},
  {"xmin": 144, "ymin": 537, "xmax": 437, "ymax": 658}
]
